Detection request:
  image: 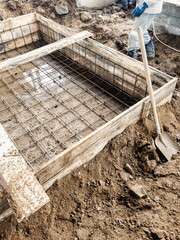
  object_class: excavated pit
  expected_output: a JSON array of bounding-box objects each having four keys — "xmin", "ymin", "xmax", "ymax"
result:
[
  {"xmin": 0, "ymin": 14, "xmax": 174, "ymax": 173},
  {"xmin": 0, "ymin": 13, "xmax": 177, "ymax": 222},
  {"xmin": 0, "ymin": 39, "xmax": 137, "ymax": 171}
]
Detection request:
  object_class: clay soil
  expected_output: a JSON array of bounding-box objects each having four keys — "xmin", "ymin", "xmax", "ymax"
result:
[{"xmin": 0, "ymin": 1, "xmax": 180, "ymax": 240}]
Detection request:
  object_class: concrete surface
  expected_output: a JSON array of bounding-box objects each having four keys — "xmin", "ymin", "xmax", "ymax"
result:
[
  {"xmin": 164, "ymin": 0, "xmax": 180, "ymax": 5},
  {"xmin": 154, "ymin": 0, "xmax": 180, "ymax": 35},
  {"xmin": 75, "ymin": 0, "xmax": 115, "ymax": 8}
]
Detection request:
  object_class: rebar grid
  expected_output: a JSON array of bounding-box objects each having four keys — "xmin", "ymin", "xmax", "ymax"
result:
[
  {"xmin": 0, "ymin": 19, "xmax": 148, "ymax": 100},
  {"xmin": 0, "ymin": 18, "xmax": 148, "ymax": 170},
  {"xmin": 0, "ymin": 19, "xmax": 148, "ymax": 99},
  {"xmin": 0, "ymin": 40, "xmax": 138, "ymax": 170},
  {"xmin": 38, "ymin": 21, "xmax": 148, "ymax": 98},
  {"xmin": 0, "ymin": 21, "xmax": 39, "ymax": 55}
]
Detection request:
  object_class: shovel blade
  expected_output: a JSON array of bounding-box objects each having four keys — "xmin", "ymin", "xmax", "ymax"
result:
[{"xmin": 155, "ymin": 131, "xmax": 179, "ymax": 161}]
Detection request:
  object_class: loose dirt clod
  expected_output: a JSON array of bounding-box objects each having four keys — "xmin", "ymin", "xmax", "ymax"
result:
[
  {"xmin": 55, "ymin": 5, "xmax": 69, "ymax": 15},
  {"xmin": 81, "ymin": 12, "xmax": 92, "ymax": 22},
  {"xmin": 128, "ymin": 183, "xmax": 146, "ymax": 199},
  {"xmin": 141, "ymin": 159, "xmax": 157, "ymax": 173}
]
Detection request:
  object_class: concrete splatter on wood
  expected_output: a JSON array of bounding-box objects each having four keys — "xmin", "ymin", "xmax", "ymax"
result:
[{"xmin": 0, "ymin": 124, "xmax": 49, "ymax": 222}]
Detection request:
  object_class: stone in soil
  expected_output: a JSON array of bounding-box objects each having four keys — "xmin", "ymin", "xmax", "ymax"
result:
[
  {"xmin": 141, "ymin": 160, "xmax": 157, "ymax": 173},
  {"xmin": 128, "ymin": 183, "xmax": 146, "ymax": 198},
  {"xmin": 55, "ymin": 5, "xmax": 69, "ymax": 15},
  {"xmin": 124, "ymin": 163, "xmax": 134, "ymax": 175},
  {"xmin": 81, "ymin": 12, "xmax": 92, "ymax": 22}
]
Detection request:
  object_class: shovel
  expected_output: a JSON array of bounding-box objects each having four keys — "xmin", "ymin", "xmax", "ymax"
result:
[{"xmin": 137, "ymin": 27, "xmax": 179, "ymax": 161}]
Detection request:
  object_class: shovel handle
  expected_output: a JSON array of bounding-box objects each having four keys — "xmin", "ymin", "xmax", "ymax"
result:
[{"xmin": 137, "ymin": 27, "xmax": 161, "ymax": 135}]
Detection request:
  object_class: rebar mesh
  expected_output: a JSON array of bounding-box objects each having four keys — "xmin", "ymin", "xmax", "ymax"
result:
[
  {"xmin": 0, "ymin": 20, "xmax": 148, "ymax": 170},
  {"xmin": 0, "ymin": 40, "xmax": 139, "ymax": 170}
]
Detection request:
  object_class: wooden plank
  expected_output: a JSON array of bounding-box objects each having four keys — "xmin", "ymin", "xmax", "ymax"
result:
[
  {"xmin": 0, "ymin": 78, "xmax": 177, "ymax": 222},
  {"xmin": 36, "ymin": 78, "xmax": 177, "ymax": 189},
  {"xmin": 36, "ymin": 13, "xmax": 173, "ymax": 86},
  {"xmin": 141, "ymin": 101, "xmax": 150, "ymax": 119},
  {"xmin": 0, "ymin": 124, "xmax": 50, "ymax": 222},
  {"xmin": 0, "ymin": 32, "xmax": 40, "ymax": 54},
  {"xmin": 0, "ymin": 23, "xmax": 38, "ymax": 44},
  {"xmin": 0, "ymin": 13, "xmax": 36, "ymax": 32},
  {"xmin": 36, "ymin": 13, "xmax": 172, "ymax": 100},
  {"xmin": 0, "ymin": 14, "xmax": 39, "ymax": 53},
  {"xmin": 0, "ymin": 31, "xmax": 92, "ymax": 73},
  {"xmin": 62, "ymin": 45, "xmax": 148, "ymax": 100}
]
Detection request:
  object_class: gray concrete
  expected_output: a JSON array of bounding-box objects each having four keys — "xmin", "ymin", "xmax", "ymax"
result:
[
  {"xmin": 154, "ymin": 0, "xmax": 180, "ymax": 35},
  {"xmin": 75, "ymin": 0, "xmax": 115, "ymax": 8}
]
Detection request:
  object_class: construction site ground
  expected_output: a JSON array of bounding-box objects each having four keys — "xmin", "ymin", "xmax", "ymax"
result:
[{"xmin": 0, "ymin": 1, "xmax": 180, "ymax": 239}]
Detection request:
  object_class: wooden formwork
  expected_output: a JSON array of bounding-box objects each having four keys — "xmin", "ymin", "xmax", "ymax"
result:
[{"xmin": 0, "ymin": 13, "xmax": 177, "ymax": 222}]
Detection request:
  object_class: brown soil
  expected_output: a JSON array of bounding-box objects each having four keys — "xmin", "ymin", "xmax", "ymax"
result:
[{"xmin": 0, "ymin": 1, "xmax": 180, "ymax": 240}]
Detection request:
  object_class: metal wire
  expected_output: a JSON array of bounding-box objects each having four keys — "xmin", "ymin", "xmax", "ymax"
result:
[
  {"xmin": 0, "ymin": 46, "xmax": 125, "ymax": 167},
  {"xmin": 0, "ymin": 22, "xmax": 146, "ymax": 170},
  {"xmin": 0, "ymin": 21, "xmax": 39, "ymax": 53},
  {"xmin": 38, "ymin": 21, "xmax": 146, "ymax": 100}
]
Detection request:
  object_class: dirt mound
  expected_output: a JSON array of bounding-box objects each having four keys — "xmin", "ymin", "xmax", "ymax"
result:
[{"xmin": 0, "ymin": 103, "xmax": 180, "ymax": 240}]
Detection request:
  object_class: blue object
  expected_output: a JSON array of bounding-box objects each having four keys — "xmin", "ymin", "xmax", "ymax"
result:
[
  {"xmin": 145, "ymin": 39, "xmax": 155, "ymax": 59},
  {"xmin": 127, "ymin": 49, "xmax": 140, "ymax": 59},
  {"xmin": 128, "ymin": 13, "xmax": 157, "ymax": 51},
  {"xmin": 121, "ymin": 0, "xmax": 128, "ymax": 7},
  {"xmin": 122, "ymin": 0, "xmax": 135, "ymax": 9},
  {"xmin": 131, "ymin": 2, "xmax": 148, "ymax": 17},
  {"xmin": 129, "ymin": 0, "xmax": 135, "ymax": 5}
]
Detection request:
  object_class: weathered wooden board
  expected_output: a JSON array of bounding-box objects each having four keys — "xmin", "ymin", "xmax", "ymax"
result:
[
  {"xmin": 0, "ymin": 13, "xmax": 177, "ymax": 222},
  {"xmin": 0, "ymin": 13, "xmax": 38, "ymax": 53},
  {"xmin": 36, "ymin": 13, "xmax": 173, "ymax": 99},
  {"xmin": 0, "ymin": 78, "xmax": 176, "ymax": 222},
  {"xmin": 0, "ymin": 32, "xmax": 40, "ymax": 54},
  {"xmin": 36, "ymin": 78, "xmax": 177, "ymax": 189},
  {"xmin": 0, "ymin": 13, "xmax": 36, "ymax": 32},
  {"xmin": 0, "ymin": 124, "xmax": 50, "ymax": 222},
  {"xmin": 0, "ymin": 31, "xmax": 92, "ymax": 73},
  {"xmin": 0, "ymin": 23, "xmax": 38, "ymax": 44}
]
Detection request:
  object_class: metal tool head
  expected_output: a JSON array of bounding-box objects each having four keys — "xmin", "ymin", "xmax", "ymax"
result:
[{"xmin": 155, "ymin": 131, "xmax": 179, "ymax": 161}]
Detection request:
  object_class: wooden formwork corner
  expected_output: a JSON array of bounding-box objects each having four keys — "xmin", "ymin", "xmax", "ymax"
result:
[{"xmin": 0, "ymin": 124, "xmax": 50, "ymax": 222}]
